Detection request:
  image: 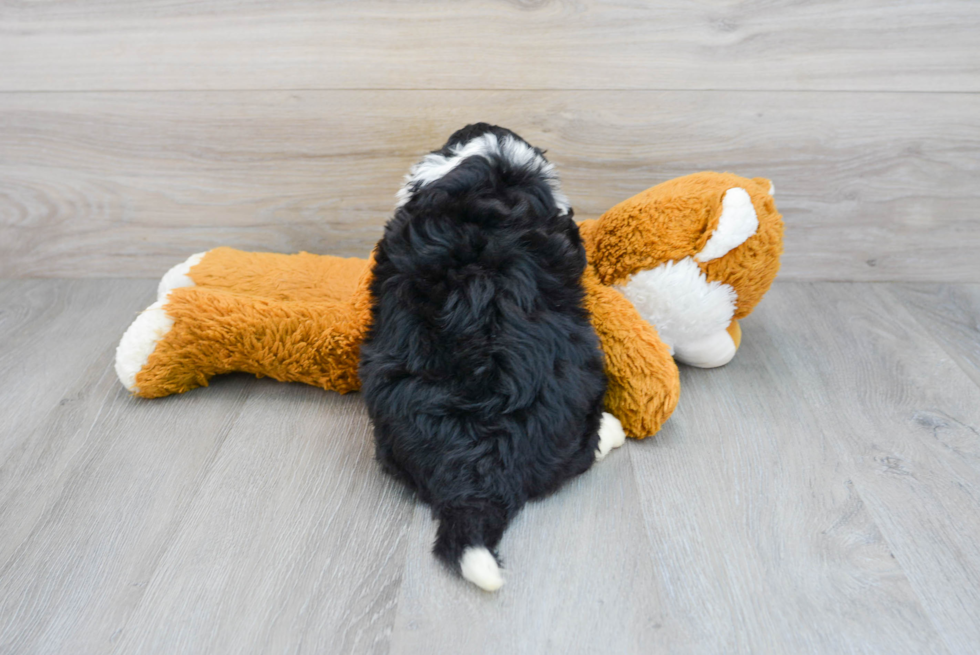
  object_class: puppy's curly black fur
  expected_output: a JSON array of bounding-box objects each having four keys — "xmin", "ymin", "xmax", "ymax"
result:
[{"xmin": 359, "ymin": 124, "xmax": 608, "ymax": 590}]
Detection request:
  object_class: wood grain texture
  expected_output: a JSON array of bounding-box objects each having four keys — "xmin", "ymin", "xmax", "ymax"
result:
[
  {"xmin": 1, "ymin": 0, "xmax": 978, "ymax": 92},
  {"xmin": 740, "ymin": 283, "xmax": 980, "ymax": 653},
  {"xmin": 0, "ymin": 356, "xmax": 257, "ymax": 651},
  {"xmin": 0, "ymin": 279, "xmax": 152, "ymax": 454},
  {"xmin": 0, "ymin": 281, "xmax": 414, "ymax": 654},
  {"xmin": 4, "ymin": 280, "xmax": 980, "ymax": 652},
  {"xmin": 108, "ymin": 386, "xmax": 413, "ymax": 655},
  {"xmin": 628, "ymin": 311, "xmax": 946, "ymax": 653},
  {"xmin": 2, "ymin": 90, "xmax": 978, "ymax": 281},
  {"xmin": 0, "ymin": 380, "xmax": 260, "ymax": 655},
  {"xmin": 388, "ymin": 445, "xmax": 679, "ymax": 655},
  {"xmin": 890, "ymin": 284, "xmax": 980, "ymax": 389}
]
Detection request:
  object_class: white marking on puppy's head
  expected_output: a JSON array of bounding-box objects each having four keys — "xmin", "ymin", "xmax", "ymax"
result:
[
  {"xmin": 395, "ymin": 132, "xmax": 570, "ymax": 214},
  {"xmin": 694, "ymin": 187, "xmax": 759, "ymax": 263}
]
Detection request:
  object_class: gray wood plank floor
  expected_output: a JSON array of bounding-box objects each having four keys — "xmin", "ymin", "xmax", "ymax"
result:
[
  {"xmin": 891, "ymin": 284, "xmax": 980, "ymax": 389},
  {"xmin": 2, "ymin": 279, "xmax": 980, "ymax": 654}
]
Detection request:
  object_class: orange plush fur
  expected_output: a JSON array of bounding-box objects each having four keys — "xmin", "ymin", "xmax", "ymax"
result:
[
  {"xmin": 581, "ymin": 172, "xmax": 782, "ymax": 318},
  {"xmin": 134, "ymin": 249, "xmax": 374, "ymax": 398},
  {"xmin": 117, "ymin": 172, "xmax": 782, "ymax": 439}
]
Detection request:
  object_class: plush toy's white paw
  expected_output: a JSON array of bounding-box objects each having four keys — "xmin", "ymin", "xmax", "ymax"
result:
[
  {"xmin": 115, "ymin": 300, "xmax": 175, "ymax": 393},
  {"xmin": 157, "ymin": 251, "xmax": 206, "ymax": 301},
  {"xmin": 595, "ymin": 412, "xmax": 626, "ymax": 461},
  {"xmin": 673, "ymin": 329, "xmax": 738, "ymax": 368}
]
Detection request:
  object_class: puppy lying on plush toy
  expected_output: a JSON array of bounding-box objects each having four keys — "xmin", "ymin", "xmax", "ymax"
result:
[{"xmin": 116, "ymin": 170, "xmax": 782, "ymax": 439}]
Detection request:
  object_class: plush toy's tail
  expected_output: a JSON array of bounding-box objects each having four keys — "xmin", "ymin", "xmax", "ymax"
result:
[
  {"xmin": 115, "ymin": 252, "xmax": 207, "ymax": 395},
  {"xmin": 434, "ymin": 501, "xmax": 509, "ymax": 592},
  {"xmin": 115, "ymin": 249, "xmax": 375, "ymax": 399}
]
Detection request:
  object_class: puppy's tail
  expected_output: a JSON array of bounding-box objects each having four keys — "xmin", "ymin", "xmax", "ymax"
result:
[{"xmin": 434, "ymin": 501, "xmax": 509, "ymax": 592}]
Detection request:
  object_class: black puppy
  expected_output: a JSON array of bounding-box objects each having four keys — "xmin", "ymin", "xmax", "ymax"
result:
[{"xmin": 359, "ymin": 124, "xmax": 625, "ymax": 591}]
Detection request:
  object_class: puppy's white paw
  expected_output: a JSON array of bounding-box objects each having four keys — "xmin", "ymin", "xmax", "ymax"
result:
[
  {"xmin": 157, "ymin": 251, "xmax": 206, "ymax": 301},
  {"xmin": 115, "ymin": 300, "xmax": 175, "ymax": 393},
  {"xmin": 595, "ymin": 412, "xmax": 626, "ymax": 461},
  {"xmin": 460, "ymin": 546, "xmax": 503, "ymax": 592}
]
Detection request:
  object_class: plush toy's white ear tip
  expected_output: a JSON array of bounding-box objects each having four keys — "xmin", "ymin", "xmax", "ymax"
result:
[
  {"xmin": 768, "ymin": 182, "xmax": 775, "ymax": 196},
  {"xmin": 115, "ymin": 300, "xmax": 175, "ymax": 393},
  {"xmin": 694, "ymin": 187, "xmax": 759, "ymax": 263}
]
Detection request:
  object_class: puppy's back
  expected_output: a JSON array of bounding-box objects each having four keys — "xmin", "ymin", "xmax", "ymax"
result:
[{"xmin": 360, "ymin": 124, "xmax": 606, "ymax": 590}]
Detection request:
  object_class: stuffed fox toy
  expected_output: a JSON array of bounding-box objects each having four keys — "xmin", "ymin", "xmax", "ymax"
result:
[{"xmin": 116, "ymin": 172, "xmax": 782, "ymax": 439}]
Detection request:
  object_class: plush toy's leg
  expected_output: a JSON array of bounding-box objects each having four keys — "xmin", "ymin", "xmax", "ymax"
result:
[
  {"xmin": 115, "ymin": 286, "xmax": 365, "ymax": 398},
  {"xmin": 673, "ymin": 319, "xmax": 742, "ymax": 368},
  {"xmin": 615, "ymin": 256, "xmax": 745, "ymax": 369},
  {"xmin": 583, "ymin": 269, "xmax": 680, "ymax": 439},
  {"xmin": 157, "ymin": 247, "xmax": 371, "ymax": 304}
]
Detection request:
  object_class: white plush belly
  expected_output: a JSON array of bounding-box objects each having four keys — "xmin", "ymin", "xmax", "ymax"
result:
[{"xmin": 615, "ymin": 256, "xmax": 736, "ymax": 357}]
